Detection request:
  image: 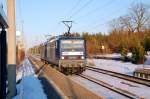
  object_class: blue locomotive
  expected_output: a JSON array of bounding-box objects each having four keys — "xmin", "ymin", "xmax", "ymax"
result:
[{"xmin": 39, "ymin": 35, "xmax": 86, "ymax": 74}]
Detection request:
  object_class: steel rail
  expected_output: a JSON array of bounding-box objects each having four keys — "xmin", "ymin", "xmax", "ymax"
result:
[
  {"xmin": 86, "ymin": 66, "xmax": 150, "ymax": 87},
  {"xmin": 79, "ymin": 74, "xmax": 140, "ymax": 99}
]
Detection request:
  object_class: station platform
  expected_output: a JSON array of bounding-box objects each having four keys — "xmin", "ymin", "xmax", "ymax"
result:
[
  {"xmin": 14, "ymin": 56, "xmax": 103, "ymax": 99},
  {"xmin": 29, "ymin": 55, "xmax": 102, "ymax": 99},
  {"xmin": 13, "ymin": 58, "xmax": 47, "ymax": 99}
]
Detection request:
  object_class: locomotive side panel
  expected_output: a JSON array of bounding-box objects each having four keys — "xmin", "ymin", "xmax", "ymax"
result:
[
  {"xmin": 40, "ymin": 45, "xmax": 44, "ymax": 60},
  {"xmin": 41, "ymin": 44, "xmax": 45, "ymax": 61},
  {"xmin": 46, "ymin": 43, "xmax": 50, "ymax": 62},
  {"xmin": 47, "ymin": 41, "xmax": 59, "ymax": 65}
]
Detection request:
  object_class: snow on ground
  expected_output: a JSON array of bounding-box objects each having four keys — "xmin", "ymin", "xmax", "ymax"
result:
[
  {"xmin": 13, "ymin": 58, "xmax": 47, "ymax": 99},
  {"xmin": 13, "ymin": 76, "xmax": 47, "ymax": 99},
  {"xmin": 95, "ymin": 53, "xmax": 121, "ymax": 58},
  {"xmin": 145, "ymin": 56, "xmax": 150, "ymax": 65},
  {"xmin": 87, "ymin": 55, "xmax": 150, "ymax": 75},
  {"xmin": 83, "ymin": 70, "xmax": 150, "ymax": 99},
  {"xmin": 16, "ymin": 58, "xmax": 35, "ymax": 82},
  {"xmin": 94, "ymin": 53, "xmax": 132, "ymax": 58},
  {"xmin": 70, "ymin": 75, "xmax": 129, "ymax": 99}
]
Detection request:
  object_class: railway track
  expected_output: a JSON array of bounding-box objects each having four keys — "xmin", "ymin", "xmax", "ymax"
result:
[
  {"xmin": 79, "ymin": 74, "xmax": 140, "ymax": 99},
  {"xmin": 29, "ymin": 56, "xmax": 150, "ymax": 87},
  {"xmin": 29, "ymin": 55, "xmax": 103, "ymax": 99},
  {"xmin": 86, "ymin": 66, "xmax": 150, "ymax": 87},
  {"xmin": 29, "ymin": 56, "xmax": 148, "ymax": 98}
]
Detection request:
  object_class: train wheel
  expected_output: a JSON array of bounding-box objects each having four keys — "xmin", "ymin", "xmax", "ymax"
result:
[
  {"xmin": 43, "ymin": 61, "xmax": 45, "ymax": 64},
  {"xmin": 66, "ymin": 68, "xmax": 70, "ymax": 75},
  {"xmin": 68, "ymin": 68, "xmax": 70, "ymax": 75},
  {"xmin": 60, "ymin": 67, "xmax": 64, "ymax": 73},
  {"xmin": 79, "ymin": 67, "xmax": 84, "ymax": 74},
  {"xmin": 62, "ymin": 67, "xmax": 68, "ymax": 75}
]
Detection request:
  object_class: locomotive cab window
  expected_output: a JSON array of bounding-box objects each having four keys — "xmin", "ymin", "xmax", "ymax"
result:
[{"xmin": 60, "ymin": 40, "xmax": 85, "ymax": 51}]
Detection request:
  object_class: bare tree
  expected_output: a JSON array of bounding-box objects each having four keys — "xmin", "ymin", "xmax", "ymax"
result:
[
  {"xmin": 119, "ymin": 15, "xmax": 135, "ymax": 32},
  {"xmin": 109, "ymin": 3, "xmax": 150, "ymax": 33},
  {"xmin": 109, "ymin": 15, "xmax": 134, "ymax": 33},
  {"xmin": 129, "ymin": 3, "xmax": 150, "ymax": 32},
  {"xmin": 109, "ymin": 18, "xmax": 123, "ymax": 32}
]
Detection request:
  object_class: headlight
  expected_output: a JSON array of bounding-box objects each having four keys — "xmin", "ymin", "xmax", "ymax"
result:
[
  {"xmin": 61, "ymin": 56, "xmax": 64, "ymax": 59},
  {"xmin": 81, "ymin": 56, "xmax": 84, "ymax": 59}
]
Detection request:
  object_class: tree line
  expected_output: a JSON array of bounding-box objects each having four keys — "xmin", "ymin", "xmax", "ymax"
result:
[{"xmin": 70, "ymin": 2, "xmax": 150, "ymax": 64}]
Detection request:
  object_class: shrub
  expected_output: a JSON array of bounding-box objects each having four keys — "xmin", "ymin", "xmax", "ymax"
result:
[
  {"xmin": 131, "ymin": 43, "xmax": 146, "ymax": 64},
  {"xmin": 143, "ymin": 37, "xmax": 150, "ymax": 52},
  {"xmin": 121, "ymin": 47, "xmax": 129, "ymax": 61}
]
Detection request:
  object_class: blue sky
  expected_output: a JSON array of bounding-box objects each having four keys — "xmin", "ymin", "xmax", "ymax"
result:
[{"xmin": 1, "ymin": 0, "xmax": 150, "ymax": 48}]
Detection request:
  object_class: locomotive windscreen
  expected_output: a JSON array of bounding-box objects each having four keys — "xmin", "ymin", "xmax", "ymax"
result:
[
  {"xmin": 61, "ymin": 40, "xmax": 84, "ymax": 49},
  {"xmin": 60, "ymin": 39, "xmax": 85, "ymax": 58}
]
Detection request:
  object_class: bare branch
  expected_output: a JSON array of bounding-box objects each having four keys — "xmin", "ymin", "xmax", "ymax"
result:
[{"xmin": 129, "ymin": 3, "xmax": 150, "ymax": 32}]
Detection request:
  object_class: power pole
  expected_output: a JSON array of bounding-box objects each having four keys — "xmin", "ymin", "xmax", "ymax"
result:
[
  {"xmin": 7, "ymin": 0, "xmax": 16, "ymax": 98},
  {"xmin": 62, "ymin": 21, "xmax": 73, "ymax": 35}
]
